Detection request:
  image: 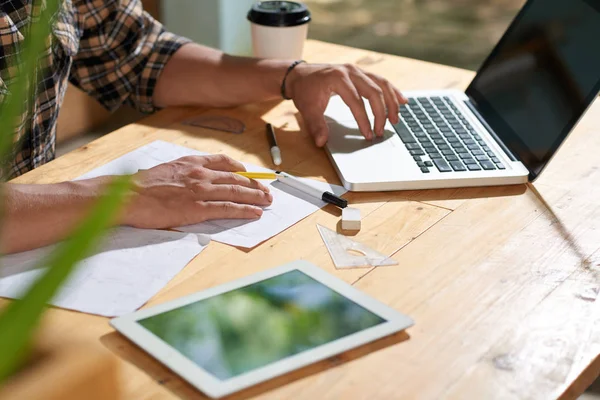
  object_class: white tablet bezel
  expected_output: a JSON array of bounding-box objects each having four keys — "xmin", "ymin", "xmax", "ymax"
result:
[{"xmin": 110, "ymin": 260, "xmax": 414, "ymax": 398}]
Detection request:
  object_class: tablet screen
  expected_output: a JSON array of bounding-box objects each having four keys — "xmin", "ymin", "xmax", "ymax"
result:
[{"xmin": 138, "ymin": 270, "xmax": 386, "ymax": 380}]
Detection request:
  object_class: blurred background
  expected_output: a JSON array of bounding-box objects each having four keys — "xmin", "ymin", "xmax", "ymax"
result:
[{"xmin": 305, "ymin": 0, "xmax": 525, "ymax": 70}]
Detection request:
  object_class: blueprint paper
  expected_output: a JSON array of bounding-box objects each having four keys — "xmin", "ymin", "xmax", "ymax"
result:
[
  {"xmin": 0, "ymin": 227, "xmax": 207, "ymax": 316},
  {"xmin": 78, "ymin": 140, "xmax": 347, "ymax": 248}
]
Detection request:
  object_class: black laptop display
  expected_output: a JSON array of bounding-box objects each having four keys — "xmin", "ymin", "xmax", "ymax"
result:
[{"xmin": 467, "ymin": 0, "xmax": 600, "ymax": 179}]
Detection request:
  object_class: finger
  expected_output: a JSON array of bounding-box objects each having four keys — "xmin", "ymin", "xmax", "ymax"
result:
[
  {"xmin": 211, "ymin": 171, "xmax": 271, "ymax": 193},
  {"xmin": 366, "ymin": 73, "xmax": 400, "ymax": 124},
  {"xmin": 199, "ymin": 201, "xmax": 264, "ymax": 220},
  {"xmin": 200, "ymin": 184, "xmax": 273, "ymax": 206},
  {"xmin": 302, "ymin": 112, "xmax": 330, "ymax": 147},
  {"xmin": 394, "ymin": 87, "xmax": 408, "ymax": 105},
  {"xmin": 333, "ymin": 77, "xmax": 374, "ymax": 140},
  {"xmin": 189, "ymin": 154, "xmax": 246, "ymax": 172},
  {"xmin": 349, "ymin": 70, "xmax": 387, "ymax": 137}
]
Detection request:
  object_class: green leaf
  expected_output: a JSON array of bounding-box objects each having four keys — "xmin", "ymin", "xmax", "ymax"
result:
[{"xmin": 0, "ymin": 175, "xmax": 131, "ymax": 382}]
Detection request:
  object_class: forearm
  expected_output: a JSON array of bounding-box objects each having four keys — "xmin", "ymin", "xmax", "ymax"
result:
[
  {"xmin": 153, "ymin": 43, "xmax": 294, "ymax": 108},
  {"xmin": 1, "ymin": 178, "xmax": 112, "ymax": 254}
]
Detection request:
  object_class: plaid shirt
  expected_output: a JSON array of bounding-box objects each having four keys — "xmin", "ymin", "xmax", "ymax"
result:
[{"xmin": 0, "ymin": 0, "xmax": 190, "ymax": 178}]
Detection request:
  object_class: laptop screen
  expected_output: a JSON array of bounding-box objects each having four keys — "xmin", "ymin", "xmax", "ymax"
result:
[{"xmin": 466, "ymin": 0, "xmax": 600, "ymax": 180}]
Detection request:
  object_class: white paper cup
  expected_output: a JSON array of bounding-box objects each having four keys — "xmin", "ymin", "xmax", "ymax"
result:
[{"xmin": 247, "ymin": 1, "xmax": 311, "ymax": 60}]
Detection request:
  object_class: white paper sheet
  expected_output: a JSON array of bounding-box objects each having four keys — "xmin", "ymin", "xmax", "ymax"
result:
[
  {"xmin": 78, "ymin": 140, "xmax": 347, "ymax": 248},
  {"xmin": 0, "ymin": 227, "xmax": 208, "ymax": 316}
]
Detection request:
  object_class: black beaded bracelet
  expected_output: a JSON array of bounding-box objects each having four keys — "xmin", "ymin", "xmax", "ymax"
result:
[{"xmin": 281, "ymin": 60, "xmax": 306, "ymax": 100}]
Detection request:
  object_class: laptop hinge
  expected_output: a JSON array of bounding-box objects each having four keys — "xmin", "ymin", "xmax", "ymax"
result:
[{"xmin": 463, "ymin": 100, "xmax": 518, "ymax": 162}]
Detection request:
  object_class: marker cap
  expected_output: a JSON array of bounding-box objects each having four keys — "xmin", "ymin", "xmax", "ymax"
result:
[
  {"xmin": 271, "ymin": 146, "xmax": 282, "ymax": 166},
  {"xmin": 322, "ymin": 192, "xmax": 348, "ymax": 209}
]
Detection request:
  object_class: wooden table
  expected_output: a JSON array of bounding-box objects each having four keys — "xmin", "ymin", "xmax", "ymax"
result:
[{"xmin": 6, "ymin": 40, "xmax": 600, "ymax": 399}]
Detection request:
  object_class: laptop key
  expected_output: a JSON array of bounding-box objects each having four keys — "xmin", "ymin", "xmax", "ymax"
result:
[
  {"xmin": 433, "ymin": 158, "xmax": 452, "ymax": 172},
  {"xmin": 480, "ymin": 160, "xmax": 496, "ymax": 170},
  {"xmin": 446, "ymin": 154, "xmax": 459, "ymax": 161},
  {"xmin": 495, "ymin": 161, "xmax": 506, "ymax": 170},
  {"xmin": 417, "ymin": 161, "xmax": 426, "ymax": 168},
  {"xmin": 472, "ymin": 149, "xmax": 485, "ymax": 156},
  {"xmin": 467, "ymin": 144, "xmax": 480, "ymax": 151},
  {"xmin": 429, "ymin": 151, "xmax": 443, "ymax": 159},
  {"xmin": 463, "ymin": 158, "xmax": 478, "ymax": 165},
  {"xmin": 424, "ymin": 161, "xmax": 434, "ymax": 167},
  {"xmin": 475, "ymin": 154, "xmax": 489, "ymax": 162},
  {"xmin": 450, "ymin": 161, "xmax": 467, "ymax": 171},
  {"xmin": 413, "ymin": 155, "xmax": 422, "ymax": 161},
  {"xmin": 467, "ymin": 163, "xmax": 482, "ymax": 171},
  {"xmin": 410, "ymin": 149, "xmax": 425, "ymax": 156},
  {"xmin": 406, "ymin": 143, "xmax": 422, "ymax": 150},
  {"xmin": 392, "ymin": 122, "xmax": 416, "ymax": 142},
  {"xmin": 442, "ymin": 149, "xmax": 455, "ymax": 156},
  {"xmin": 491, "ymin": 157, "xmax": 501, "ymax": 163},
  {"xmin": 420, "ymin": 167, "xmax": 430, "ymax": 173}
]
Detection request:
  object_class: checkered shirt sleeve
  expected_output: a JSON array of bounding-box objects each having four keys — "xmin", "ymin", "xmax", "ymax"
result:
[{"xmin": 69, "ymin": 0, "xmax": 191, "ymax": 113}]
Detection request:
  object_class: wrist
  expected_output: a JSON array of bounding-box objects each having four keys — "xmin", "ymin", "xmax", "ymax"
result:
[
  {"xmin": 281, "ymin": 60, "xmax": 306, "ymax": 100},
  {"xmin": 73, "ymin": 176, "xmax": 136, "ymax": 226}
]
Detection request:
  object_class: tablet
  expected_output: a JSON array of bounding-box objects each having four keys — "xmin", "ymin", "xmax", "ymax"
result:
[{"xmin": 110, "ymin": 261, "xmax": 413, "ymax": 398}]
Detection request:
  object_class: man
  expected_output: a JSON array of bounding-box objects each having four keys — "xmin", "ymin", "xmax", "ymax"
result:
[{"xmin": 1, "ymin": 0, "xmax": 405, "ymax": 253}]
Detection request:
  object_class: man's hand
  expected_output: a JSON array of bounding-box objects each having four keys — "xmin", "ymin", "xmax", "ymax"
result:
[
  {"xmin": 122, "ymin": 154, "xmax": 273, "ymax": 229},
  {"xmin": 155, "ymin": 45, "xmax": 406, "ymax": 147},
  {"xmin": 285, "ymin": 63, "xmax": 408, "ymax": 147}
]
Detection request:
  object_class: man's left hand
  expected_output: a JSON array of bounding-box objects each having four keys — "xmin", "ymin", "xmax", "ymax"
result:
[{"xmin": 285, "ymin": 63, "xmax": 407, "ymax": 147}]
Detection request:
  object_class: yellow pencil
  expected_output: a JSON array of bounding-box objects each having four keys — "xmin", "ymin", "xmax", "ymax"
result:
[{"xmin": 234, "ymin": 171, "xmax": 277, "ymax": 180}]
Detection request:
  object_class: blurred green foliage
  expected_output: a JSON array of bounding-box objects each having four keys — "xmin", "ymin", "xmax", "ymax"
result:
[
  {"xmin": 140, "ymin": 270, "xmax": 385, "ymax": 380},
  {"xmin": 0, "ymin": 0, "xmax": 130, "ymax": 383}
]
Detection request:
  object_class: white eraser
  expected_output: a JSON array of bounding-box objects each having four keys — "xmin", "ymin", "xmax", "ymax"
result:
[{"xmin": 341, "ymin": 207, "xmax": 361, "ymax": 231}]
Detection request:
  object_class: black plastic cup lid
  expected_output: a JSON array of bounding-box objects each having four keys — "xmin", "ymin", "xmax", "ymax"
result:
[{"xmin": 247, "ymin": 1, "xmax": 311, "ymax": 27}]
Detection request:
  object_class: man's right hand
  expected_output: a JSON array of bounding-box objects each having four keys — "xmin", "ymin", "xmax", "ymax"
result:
[{"xmin": 122, "ymin": 154, "xmax": 273, "ymax": 229}]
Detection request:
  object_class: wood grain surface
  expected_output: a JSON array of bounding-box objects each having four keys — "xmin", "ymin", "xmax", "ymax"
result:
[{"xmin": 3, "ymin": 40, "xmax": 599, "ymax": 400}]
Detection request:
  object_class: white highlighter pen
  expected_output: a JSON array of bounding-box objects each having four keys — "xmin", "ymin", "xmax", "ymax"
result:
[
  {"xmin": 275, "ymin": 171, "xmax": 348, "ymax": 209},
  {"xmin": 266, "ymin": 123, "xmax": 282, "ymax": 166}
]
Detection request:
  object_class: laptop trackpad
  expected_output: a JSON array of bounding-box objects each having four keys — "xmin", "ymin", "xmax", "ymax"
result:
[{"xmin": 325, "ymin": 118, "xmax": 416, "ymax": 182}]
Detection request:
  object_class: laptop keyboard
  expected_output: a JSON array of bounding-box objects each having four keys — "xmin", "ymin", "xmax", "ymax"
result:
[{"xmin": 392, "ymin": 96, "xmax": 505, "ymax": 174}]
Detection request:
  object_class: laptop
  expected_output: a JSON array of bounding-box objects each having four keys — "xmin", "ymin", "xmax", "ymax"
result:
[{"xmin": 323, "ymin": 0, "xmax": 600, "ymax": 191}]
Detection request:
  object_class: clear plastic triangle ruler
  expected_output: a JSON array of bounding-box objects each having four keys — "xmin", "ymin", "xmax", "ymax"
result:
[{"xmin": 317, "ymin": 224, "xmax": 398, "ymax": 269}]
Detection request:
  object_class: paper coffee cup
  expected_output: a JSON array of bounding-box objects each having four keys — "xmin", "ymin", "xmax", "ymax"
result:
[{"xmin": 247, "ymin": 1, "xmax": 311, "ymax": 59}]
